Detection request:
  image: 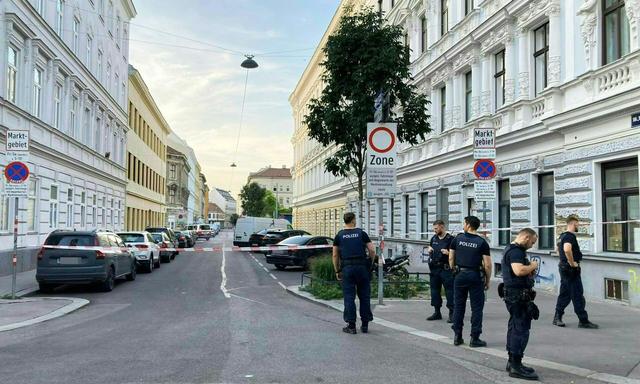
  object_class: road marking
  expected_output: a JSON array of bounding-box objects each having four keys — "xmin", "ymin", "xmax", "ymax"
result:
[
  {"xmin": 257, "ymin": 262, "xmax": 264, "ymax": 267},
  {"xmin": 262, "ymin": 266, "xmax": 269, "ymax": 273},
  {"xmin": 220, "ymin": 248, "xmax": 230, "ymax": 299},
  {"xmin": 269, "ymin": 273, "xmax": 277, "ymax": 280},
  {"xmin": 278, "ymin": 282, "xmax": 287, "ymax": 290}
]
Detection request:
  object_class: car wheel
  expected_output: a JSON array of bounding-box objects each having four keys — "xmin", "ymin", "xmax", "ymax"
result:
[
  {"xmin": 38, "ymin": 283, "xmax": 56, "ymax": 294},
  {"xmin": 275, "ymin": 264, "xmax": 286, "ymax": 271},
  {"xmin": 155, "ymin": 257, "xmax": 161, "ymax": 268},
  {"xmin": 101, "ymin": 267, "xmax": 115, "ymax": 292},
  {"xmin": 127, "ymin": 262, "xmax": 137, "ymax": 281},
  {"xmin": 147, "ymin": 257, "xmax": 154, "ymax": 273}
]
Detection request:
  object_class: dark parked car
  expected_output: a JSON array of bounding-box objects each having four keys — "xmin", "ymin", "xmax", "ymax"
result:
[
  {"xmin": 150, "ymin": 232, "xmax": 175, "ymax": 263},
  {"xmin": 175, "ymin": 231, "xmax": 193, "ymax": 248},
  {"xmin": 262, "ymin": 229, "xmax": 311, "ymax": 247},
  {"xmin": 146, "ymin": 227, "xmax": 179, "ymax": 257},
  {"xmin": 265, "ymin": 235, "xmax": 333, "ymax": 270},
  {"xmin": 248, "ymin": 229, "xmax": 269, "ymax": 247},
  {"xmin": 36, "ymin": 230, "xmax": 136, "ymax": 292}
]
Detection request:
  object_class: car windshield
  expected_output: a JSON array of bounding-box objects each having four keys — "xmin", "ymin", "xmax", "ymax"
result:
[
  {"xmin": 278, "ymin": 236, "xmax": 310, "ymax": 245},
  {"xmin": 117, "ymin": 233, "xmax": 146, "ymax": 243},
  {"xmin": 200, "ymin": 225, "xmax": 211, "ymax": 230},
  {"xmin": 150, "ymin": 234, "xmax": 164, "ymax": 242},
  {"xmin": 45, "ymin": 235, "xmax": 95, "ymax": 246}
]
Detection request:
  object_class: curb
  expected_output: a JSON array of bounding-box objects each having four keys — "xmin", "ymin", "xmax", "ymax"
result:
[
  {"xmin": 286, "ymin": 285, "xmax": 640, "ymax": 384},
  {"xmin": 0, "ymin": 297, "xmax": 90, "ymax": 332}
]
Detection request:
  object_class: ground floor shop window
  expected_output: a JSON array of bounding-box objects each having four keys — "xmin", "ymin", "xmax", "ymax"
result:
[{"xmin": 603, "ymin": 158, "xmax": 639, "ymax": 253}]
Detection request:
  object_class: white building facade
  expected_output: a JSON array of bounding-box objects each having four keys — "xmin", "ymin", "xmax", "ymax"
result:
[
  {"xmin": 0, "ymin": 0, "xmax": 136, "ymax": 275},
  {"xmin": 167, "ymin": 132, "xmax": 198, "ymax": 224},
  {"xmin": 293, "ymin": 0, "xmax": 640, "ymax": 306}
]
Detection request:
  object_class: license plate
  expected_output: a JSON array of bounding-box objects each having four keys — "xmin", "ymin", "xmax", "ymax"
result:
[{"xmin": 58, "ymin": 257, "xmax": 81, "ymax": 264}]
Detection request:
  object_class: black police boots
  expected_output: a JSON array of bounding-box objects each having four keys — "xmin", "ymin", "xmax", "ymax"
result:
[
  {"xmin": 506, "ymin": 353, "xmax": 535, "ymax": 373},
  {"xmin": 427, "ymin": 309, "xmax": 442, "ymax": 321},
  {"xmin": 342, "ymin": 322, "xmax": 357, "ymax": 334},
  {"xmin": 447, "ymin": 309, "xmax": 453, "ymax": 324},
  {"xmin": 453, "ymin": 333, "xmax": 464, "ymax": 346},
  {"xmin": 361, "ymin": 321, "xmax": 369, "ymax": 333},
  {"xmin": 578, "ymin": 321, "xmax": 599, "ymax": 329},
  {"xmin": 509, "ymin": 355, "xmax": 539, "ymax": 380},
  {"xmin": 469, "ymin": 337, "xmax": 487, "ymax": 348},
  {"xmin": 552, "ymin": 312, "xmax": 565, "ymax": 327}
]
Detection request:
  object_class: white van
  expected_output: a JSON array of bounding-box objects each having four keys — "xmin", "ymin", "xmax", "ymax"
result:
[
  {"xmin": 233, "ymin": 217, "xmax": 291, "ymax": 246},
  {"xmin": 186, "ymin": 224, "xmax": 213, "ymax": 240}
]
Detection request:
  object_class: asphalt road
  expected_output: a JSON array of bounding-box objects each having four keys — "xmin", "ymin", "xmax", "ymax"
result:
[{"xmin": 0, "ymin": 231, "xmax": 600, "ymax": 384}]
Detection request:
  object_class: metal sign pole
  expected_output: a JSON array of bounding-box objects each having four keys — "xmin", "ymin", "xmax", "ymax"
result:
[
  {"xmin": 11, "ymin": 197, "xmax": 18, "ymax": 299},
  {"xmin": 378, "ymin": 214, "xmax": 384, "ymax": 305}
]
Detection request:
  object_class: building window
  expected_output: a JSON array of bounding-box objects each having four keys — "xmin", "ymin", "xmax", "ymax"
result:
[
  {"xmin": 440, "ymin": 86, "xmax": 446, "ymax": 132},
  {"xmin": 80, "ymin": 191, "xmax": 86, "ymax": 228},
  {"xmin": 440, "ymin": 0, "xmax": 448, "ymax": 36},
  {"xmin": 602, "ymin": 158, "xmax": 639, "ymax": 253},
  {"xmin": 169, "ymin": 164, "xmax": 176, "ymax": 179},
  {"xmin": 50, "ymin": 185, "xmax": 59, "ymax": 228},
  {"xmin": 83, "ymin": 107, "xmax": 91, "ymax": 145},
  {"xmin": 494, "ymin": 50, "xmax": 505, "ymax": 109},
  {"xmin": 70, "ymin": 95, "xmax": 78, "ymax": 138},
  {"xmin": 6, "ymin": 46, "xmax": 18, "ymax": 103},
  {"xmin": 53, "ymin": 84, "xmax": 62, "ymax": 129},
  {"xmin": 498, "ymin": 180, "xmax": 511, "ymax": 246},
  {"xmin": 436, "ymin": 188, "xmax": 449, "ymax": 227},
  {"xmin": 169, "ymin": 188, "xmax": 176, "ymax": 204},
  {"xmin": 404, "ymin": 195, "xmax": 410, "ymax": 238},
  {"xmin": 465, "ymin": 0, "xmax": 474, "ymax": 15},
  {"xmin": 465, "ymin": 71, "xmax": 473, "ymax": 122},
  {"xmin": 605, "ymin": 278, "xmax": 629, "ymax": 301},
  {"xmin": 603, "ymin": 0, "xmax": 631, "ymax": 65},
  {"xmin": 421, "ymin": 15, "xmax": 427, "ymax": 53},
  {"xmin": 538, "ymin": 173, "xmax": 555, "ymax": 249},
  {"xmin": 73, "ymin": 18, "xmax": 80, "ymax": 53},
  {"xmin": 66, "ymin": 189, "xmax": 74, "ymax": 228},
  {"xmin": 467, "ymin": 197, "xmax": 477, "ymax": 217},
  {"xmin": 36, "ymin": 0, "xmax": 45, "ymax": 15},
  {"xmin": 32, "ymin": 67, "xmax": 43, "ymax": 118},
  {"xmin": 56, "ymin": 0, "xmax": 64, "ymax": 36},
  {"xmin": 534, "ymin": 23, "xmax": 549, "ymax": 96},
  {"xmin": 421, "ymin": 192, "xmax": 429, "ymax": 240},
  {"xmin": 27, "ymin": 179, "xmax": 37, "ymax": 232},
  {"xmin": 86, "ymin": 35, "xmax": 93, "ymax": 68}
]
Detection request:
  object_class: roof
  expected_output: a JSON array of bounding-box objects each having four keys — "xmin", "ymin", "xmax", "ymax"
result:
[
  {"xmin": 248, "ymin": 167, "xmax": 292, "ymax": 179},
  {"xmin": 208, "ymin": 202, "xmax": 225, "ymax": 215},
  {"xmin": 215, "ymin": 188, "xmax": 236, "ymax": 202}
]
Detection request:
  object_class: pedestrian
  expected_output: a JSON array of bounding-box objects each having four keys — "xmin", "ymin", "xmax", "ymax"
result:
[
  {"xmin": 501, "ymin": 228, "xmax": 540, "ymax": 381},
  {"xmin": 426, "ymin": 220, "xmax": 455, "ymax": 323},
  {"xmin": 553, "ymin": 215, "xmax": 598, "ymax": 329},
  {"xmin": 449, "ymin": 215, "xmax": 492, "ymax": 347},
  {"xmin": 332, "ymin": 212, "xmax": 377, "ymax": 334}
]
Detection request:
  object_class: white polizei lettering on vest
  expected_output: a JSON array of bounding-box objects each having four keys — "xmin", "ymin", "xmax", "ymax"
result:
[{"xmin": 458, "ymin": 241, "xmax": 479, "ymax": 248}]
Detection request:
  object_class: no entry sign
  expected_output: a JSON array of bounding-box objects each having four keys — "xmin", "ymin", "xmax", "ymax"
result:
[
  {"xmin": 473, "ymin": 159, "xmax": 496, "ymax": 180},
  {"xmin": 366, "ymin": 123, "xmax": 397, "ymax": 199}
]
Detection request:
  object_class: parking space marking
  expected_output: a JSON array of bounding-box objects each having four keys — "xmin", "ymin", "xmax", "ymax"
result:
[
  {"xmin": 262, "ymin": 266, "xmax": 269, "ymax": 273},
  {"xmin": 278, "ymin": 282, "xmax": 287, "ymax": 290},
  {"xmin": 269, "ymin": 273, "xmax": 277, "ymax": 280}
]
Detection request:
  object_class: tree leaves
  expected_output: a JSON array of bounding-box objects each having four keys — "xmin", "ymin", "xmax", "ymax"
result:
[{"xmin": 240, "ymin": 182, "xmax": 267, "ymax": 216}]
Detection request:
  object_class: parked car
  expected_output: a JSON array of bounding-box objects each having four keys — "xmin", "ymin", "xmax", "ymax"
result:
[
  {"xmin": 234, "ymin": 217, "xmax": 291, "ymax": 246},
  {"xmin": 248, "ymin": 229, "xmax": 269, "ymax": 247},
  {"xmin": 186, "ymin": 224, "xmax": 214, "ymax": 240},
  {"xmin": 36, "ymin": 230, "xmax": 136, "ymax": 293},
  {"xmin": 265, "ymin": 235, "xmax": 333, "ymax": 270},
  {"xmin": 145, "ymin": 227, "xmax": 179, "ymax": 257},
  {"xmin": 262, "ymin": 229, "xmax": 312, "ymax": 247},
  {"xmin": 117, "ymin": 231, "xmax": 161, "ymax": 273},
  {"xmin": 150, "ymin": 232, "xmax": 174, "ymax": 263},
  {"xmin": 175, "ymin": 231, "xmax": 194, "ymax": 248}
]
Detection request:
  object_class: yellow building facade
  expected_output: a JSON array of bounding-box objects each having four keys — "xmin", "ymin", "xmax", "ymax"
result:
[
  {"xmin": 125, "ymin": 66, "xmax": 171, "ymax": 230},
  {"xmin": 289, "ymin": 0, "xmax": 373, "ymax": 237}
]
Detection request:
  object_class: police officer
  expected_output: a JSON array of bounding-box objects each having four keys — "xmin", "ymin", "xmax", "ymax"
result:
[
  {"xmin": 553, "ymin": 215, "xmax": 599, "ymax": 329},
  {"xmin": 333, "ymin": 212, "xmax": 377, "ymax": 334},
  {"xmin": 502, "ymin": 228, "xmax": 540, "ymax": 381},
  {"xmin": 449, "ymin": 215, "xmax": 492, "ymax": 347},
  {"xmin": 426, "ymin": 220, "xmax": 454, "ymax": 323}
]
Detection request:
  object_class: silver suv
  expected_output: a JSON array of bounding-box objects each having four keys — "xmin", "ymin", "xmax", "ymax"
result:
[{"xmin": 36, "ymin": 230, "xmax": 136, "ymax": 293}]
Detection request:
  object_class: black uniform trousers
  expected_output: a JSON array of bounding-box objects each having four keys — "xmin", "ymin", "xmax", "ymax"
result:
[
  {"xmin": 554, "ymin": 266, "xmax": 588, "ymax": 322},
  {"xmin": 452, "ymin": 270, "xmax": 484, "ymax": 338},
  {"xmin": 342, "ymin": 264, "xmax": 373, "ymax": 324},
  {"xmin": 505, "ymin": 298, "xmax": 531, "ymax": 358},
  {"xmin": 429, "ymin": 265, "xmax": 454, "ymax": 310}
]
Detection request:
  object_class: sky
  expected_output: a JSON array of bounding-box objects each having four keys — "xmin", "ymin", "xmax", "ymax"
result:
[{"xmin": 129, "ymin": 0, "xmax": 341, "ymax": 203}]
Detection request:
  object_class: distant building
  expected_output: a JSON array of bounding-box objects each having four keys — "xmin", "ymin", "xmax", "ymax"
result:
[
  {"xmin": 207, "ymin": 202, "xmax": 225, "ymax": 225},
  {"xmin": 247, "ymin": 165, "xmax": 293, "ymax": 209},
  {"xmin": 210, "ymin": 188, "xmax": 237, "ymax": 227},
  {"xmin": 165, "ymin": 146, "xmax": 190, "ymax": 229},
  {"xmin": 167, "ymin": 133, "xmax": 199, "ymax": 224}
]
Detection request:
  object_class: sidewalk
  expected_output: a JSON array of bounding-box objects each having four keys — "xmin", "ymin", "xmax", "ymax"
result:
[
  {"xmin": 288, "ymin": 284, "xmax": 640, "ymax": 384},
  {"xmin": 0, "ymin": 269, "xmax": 38, "ymax": 298}
]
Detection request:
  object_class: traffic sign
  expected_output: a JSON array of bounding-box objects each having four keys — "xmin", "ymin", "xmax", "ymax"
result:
[
  {"xmin": 366, "ymin": 123, "xmax": 397, "ymax": 199},
  {"xmin": 473, "ymin": 159, "xmax": 496, "ymax": 180},
  {"xmin": 6, "ymin": 130, "xmax": 29, "ymax": 151},
  {"xmin": 474, "ymin": 180, "xmax": 496, "ymax": 201},
  {"xmin": 4, "ymin": 161, "xmax": 29, "ymax": 183},
  {"xmin": 473, "ymin": 128, "xmax": 496, "ymax": 159}
]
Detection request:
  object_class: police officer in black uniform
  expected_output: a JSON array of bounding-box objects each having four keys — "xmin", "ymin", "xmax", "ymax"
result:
[
  {"xmin": 426, "ymin": 220, "xmax": 455, "ymax": 323},
  {"xmin": 333, "ymin": 212, "xmax": 377, "ymax": 334},
  {"xmin": 449, "ymin": 215, "xmax": 492, "ymax": 347},
  {"xmin": 502, "ymin": 228, "xmax": 540, "ymax": 380},
  {"xmin": 553, "ymin": 215, "xmax": 598, "ymax": 329}
]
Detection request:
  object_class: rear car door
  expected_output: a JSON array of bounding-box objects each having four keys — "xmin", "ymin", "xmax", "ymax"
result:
[{"xmin": 107, "ymin": 234, "xmax": 124, "ymax": 275}]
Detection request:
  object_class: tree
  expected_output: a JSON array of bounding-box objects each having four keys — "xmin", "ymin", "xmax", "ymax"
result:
[
  {"xmin": 304, "ymin": 7, "xmax": 430, "ymax": 220},
  {"xmin": 229, "ymin": 213, "xmax": 239, "ymax": 226},
  {"xmin": 262, "ymin": 190, "xmax": 277, "ymax": 217},
  {"xmin": 240, "ymin": 182, "xmax": 267, "ymax": 216}
]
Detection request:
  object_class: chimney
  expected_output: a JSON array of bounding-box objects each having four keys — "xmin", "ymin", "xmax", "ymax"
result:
[{"xmin": 282, "ymin": 165, "xmax": 286, "ymax": 169}]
